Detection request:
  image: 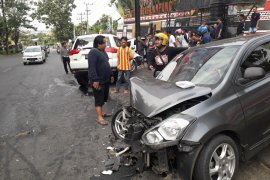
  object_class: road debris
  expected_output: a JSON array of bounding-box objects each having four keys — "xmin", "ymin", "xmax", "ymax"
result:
[
  {"xmin": 15, "ymin": 131, "xmax": 31, "ymax": 138},
  {"xmin": 101, "ymin": 170, "xmax": 113, "ymax": 175},
  {"xmin": 115, "ymin": 147, "xmax": 130, "ymax": 157}
]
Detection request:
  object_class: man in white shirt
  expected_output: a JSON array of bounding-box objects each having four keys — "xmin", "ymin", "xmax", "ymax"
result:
[{"xmin": 165, "ymin": 30, "xmax": 177, "ymax": 47}]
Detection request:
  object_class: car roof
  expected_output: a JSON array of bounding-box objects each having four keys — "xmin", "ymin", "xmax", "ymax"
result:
[
  {"xmin": 201, "ymin": 33, "xmax": 270, "ymax": 48},
  {"xmin": 25, "ymin": 46, "xmax": 41, "ymax": 49},
  {"xmin": 76, "ymin": 34, "xmax": 117, "ymax": 39}
]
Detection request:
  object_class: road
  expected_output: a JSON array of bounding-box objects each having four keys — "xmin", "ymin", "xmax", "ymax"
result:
[{"xmin": 0, "ymin": 51, "xmax": 270, "ymax": 180}]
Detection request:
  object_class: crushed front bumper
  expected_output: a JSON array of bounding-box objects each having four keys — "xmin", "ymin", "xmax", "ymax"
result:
[{"xmin": 130, "ymin": 139, "xmax": 202, "ymax": 180}]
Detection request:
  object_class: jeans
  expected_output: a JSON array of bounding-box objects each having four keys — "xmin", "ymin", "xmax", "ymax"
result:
[
  {"xmin": 62, "ymin": 57, "xmax": 71, "ymax": 74},
  {"xmin": 249, "ymin": 27, "xmax": 257, "ymax": 33},
  {"xmin": 115, "ymin": 70, "xmax": 131, "ymax": 91}
]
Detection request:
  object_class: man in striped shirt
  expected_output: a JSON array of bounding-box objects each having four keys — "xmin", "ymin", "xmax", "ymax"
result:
[{"xmin": 113, "ymin": 37, "xmax": 134, "ymax": 94}]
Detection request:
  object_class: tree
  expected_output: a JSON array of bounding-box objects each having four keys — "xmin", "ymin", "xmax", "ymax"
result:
[
  {"xmin": 0, "ymin": 0, "xmax": 34, "ymax": 53},
  {"xmin": 75, "ymin": 21, "xmax": 87, "ymax": 36},
  {"xmin": 90, "ymin": 14, "xmax": 113, "ymax": 34},
  {"xmin": 0, "ymin": 16, "xmax": 4, "ymax": 46},
  {"xmin": 113, "ymin": 20, "xmax": 118, "ymax": 33},
  {"xmin": 32, "ymin": 0, "xmax": 76, "ymax": 41},
  {"xmin": 7, "ymin": 1, "xmax": 34, "ymax": 52}
]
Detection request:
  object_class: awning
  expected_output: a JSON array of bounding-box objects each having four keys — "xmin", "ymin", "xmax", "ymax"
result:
[{"xmin": 176, "ymin": 0, "xmax": 266, "ymax": 11}]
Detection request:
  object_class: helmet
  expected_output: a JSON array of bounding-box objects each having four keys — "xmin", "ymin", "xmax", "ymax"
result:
[
  {"xmin": 155, "ymin": 33, "xmax": 169, "ymax": 46},
  {"xmin": 198, "ymin": 26, "xmax": 208, "ymax": 35}
]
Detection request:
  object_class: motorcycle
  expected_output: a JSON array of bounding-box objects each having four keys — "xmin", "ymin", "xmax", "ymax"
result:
[
  {"xmin": 56, "ymin": 46, "xmax": 60, "ymax": 54},
  {"xmin": 130, "ymin": 51, "xmax": 144, "ymax": 72}
]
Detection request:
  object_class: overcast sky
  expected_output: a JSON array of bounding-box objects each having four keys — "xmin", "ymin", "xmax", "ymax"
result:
[{"xmin": 71, "ymin": 0, "xmax": 122, "ymax": 26}]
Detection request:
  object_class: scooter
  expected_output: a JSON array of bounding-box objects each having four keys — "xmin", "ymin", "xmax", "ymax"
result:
[{"xmin": 130, "ymin": 51, "xmax": 144, "ymax": 72}]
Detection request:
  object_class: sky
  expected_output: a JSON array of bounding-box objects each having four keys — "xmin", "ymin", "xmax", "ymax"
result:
[
  {"xmin": 30, "ymin": 0, "xmax": 122, "ymax": 32},
  {"xmin": 71, "ymin": 0, "xmax": 122, "ymax": 26}
]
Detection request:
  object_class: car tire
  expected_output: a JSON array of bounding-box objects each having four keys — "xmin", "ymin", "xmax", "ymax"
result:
[
  {"xmin": 131, "ymin": 60, "xmax": 137, "ymax": 72},
  {"xmin": 23, "ymin": 62, "xmax": 26, "ymax": 65},
  {"xmin": 111, "ymin": 108, "xmax": 131, "ymax": 142},
  {"xmin": 193, "ymin": 135, "xmax": 239, "ymax": 180}
]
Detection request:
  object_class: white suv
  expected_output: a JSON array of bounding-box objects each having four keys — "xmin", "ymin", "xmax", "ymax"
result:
[
  {"xmin": 69, "ymin": 34, "xmax": 121, "ymax": 71},
  {"xmin": 69, "ymin": 34, "xmax": 142, "ymax": 91}
]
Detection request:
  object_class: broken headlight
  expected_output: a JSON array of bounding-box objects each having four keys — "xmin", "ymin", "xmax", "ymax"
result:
[{"xmin": 142, "ymin": 114, "xmax": 194, "ymax": 146}]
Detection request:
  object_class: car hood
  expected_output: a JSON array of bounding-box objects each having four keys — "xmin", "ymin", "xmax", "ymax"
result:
[
  {"xmin": 130, "ymin": 77, "xmax": 212, "ymax": 118},
  {"xmin": 24, "ymin": 52, "xmax": 42, "ymax": 57}
]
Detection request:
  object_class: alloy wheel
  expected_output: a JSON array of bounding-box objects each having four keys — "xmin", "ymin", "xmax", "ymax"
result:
[
  {"xmin": 209, "ymin": 143, "xmax": 236, "ymax": 180},
  {"xmin": 114, "ymin": 111, "xmax": 129, "ymax": 139}
]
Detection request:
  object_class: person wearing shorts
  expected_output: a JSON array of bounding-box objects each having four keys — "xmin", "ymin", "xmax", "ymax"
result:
[{"xmin": 88, "ymin": 35, "xmax": 114, "ymax": 125}]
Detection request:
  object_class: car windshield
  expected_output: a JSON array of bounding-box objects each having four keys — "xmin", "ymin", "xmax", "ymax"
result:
[
  {"xmin": 73, "ymin": 36, "xmax": 111, "ymax": 50},
  {"xmin": 25, "ymin": 47, "xmax": 41, "ymax": 52},
  {"xmin": 156, "ymin": 46, "xmax": 240, "ymax": 87}
]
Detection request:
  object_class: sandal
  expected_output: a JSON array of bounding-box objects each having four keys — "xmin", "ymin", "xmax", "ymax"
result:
[
  {"xmin": 103, "ymin": 113, "xmax": 112, "ymax": 117},
  {"xmin": 97, "ymin": 119, "xmax": 108, "ymax": 126}
]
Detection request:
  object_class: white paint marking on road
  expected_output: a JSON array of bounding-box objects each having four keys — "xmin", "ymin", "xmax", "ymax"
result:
[
  {"xmin": 2, "ymin": 67, "xmax": 11, "ymax": 73},
  {"xmin": 44, "ymin": 84, "xmax": 55, "ymax": 97},
  {"xmin": 54, "ymin": 78, "xmax": 77, "ymax": 96},
  {"xmin": 54, "ymin": 78, "xmax": 69, "ymax": 87}
]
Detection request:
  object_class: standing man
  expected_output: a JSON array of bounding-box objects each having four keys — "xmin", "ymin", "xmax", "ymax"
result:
[
  {"xmin": 165, "ymin": 30, "xmax": 177, "ymax": 47},
  {"xmin": 249, "ymin": 6, "xmax": 260, "ymax": 33},
  {"xmin": 216, "ymin": 18, "xmax": 224, "ymax": 39},
  {"xmin": 88, "ymin": 35, "xmax": 114, "ymax": 126},
  {"xmin": 149, "ymin": 33, "xmax": 187, "ymax": 76},
  {"xmin": 236, "ymin": 14, "xmax": 245, "ymax": 36},
  {"xmin": 138, "ymin": 33, "xmax": 155, "ymax": 69},
  {"xmin": 113, "ymin": 37, "xmax": 134, "ymax": 94},
  {"xmin": 60, "ymin": 42, "xmax": 71, "ymax": 74}
]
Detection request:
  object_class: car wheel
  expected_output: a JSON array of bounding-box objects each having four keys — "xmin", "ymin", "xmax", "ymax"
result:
[
  {"xmin": 131, "ymin": 60, "xmax": 137, "ymax": 72},
  {"xmin": 194, "ymin": 135, "xmax": 239, "ymax": 180},
  {"xmin": 23, "ymin": 62, "xmax": 26, "ymax": 65},
  {"xmin": 111, "ymin": 108, "xmax": 131, "ymax": 142}
]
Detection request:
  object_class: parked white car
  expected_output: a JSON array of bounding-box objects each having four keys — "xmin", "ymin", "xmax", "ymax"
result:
[
  {"xmin": 22, "ymin": 46, "xmax": 46, "ymax": 65},
  {"xmin": 69, "ymin": 34, "xmax": 142, "ymax": 87},
  {"xmin": 69, "ymin": 34, "xmax": 120, "ymax": 71}
]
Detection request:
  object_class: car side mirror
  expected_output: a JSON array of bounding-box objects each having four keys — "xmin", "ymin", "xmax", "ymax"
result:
[
  {"xmin": 154, "ymin": 71, "xmax": 161, "ymax": 78},
  {"xmin": 238, "ymin": 67, "xmax": 265, "ymax": 84},
  {"xmin": 244, "ymin": 67, "xmax": 265, "ymax": 80}
]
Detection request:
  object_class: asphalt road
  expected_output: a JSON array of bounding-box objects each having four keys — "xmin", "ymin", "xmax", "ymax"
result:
[{"xmin": 0, "ymin": 51, "xmax": 270, "ymax": 180}]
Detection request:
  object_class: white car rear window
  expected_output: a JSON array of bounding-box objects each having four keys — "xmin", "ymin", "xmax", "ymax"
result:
[{"xmin": 73, "ymin": 36, "xmax": 111, "ymax": 50}]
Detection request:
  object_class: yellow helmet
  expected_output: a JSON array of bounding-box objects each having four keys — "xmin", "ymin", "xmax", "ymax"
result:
[{"xmin": 155, "ymin": 33, "xmax": 169, "ymax": 46}]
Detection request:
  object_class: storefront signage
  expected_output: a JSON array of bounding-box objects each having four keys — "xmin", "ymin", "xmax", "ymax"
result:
[{"xmin": 124, "ymin": 11, "xmax": 192, "ymax": 23}]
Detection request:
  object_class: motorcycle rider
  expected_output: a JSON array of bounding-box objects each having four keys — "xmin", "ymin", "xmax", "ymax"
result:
[{"xmin": 149, "ymin": 33, "xmax": 187, "ymax": 76}]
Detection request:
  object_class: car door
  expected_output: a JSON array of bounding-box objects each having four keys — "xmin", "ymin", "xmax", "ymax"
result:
[{"xmin": 234, "ymin": 40, "xmax": 270, "ymax": 150}]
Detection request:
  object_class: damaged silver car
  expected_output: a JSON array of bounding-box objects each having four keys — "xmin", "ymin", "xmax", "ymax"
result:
[{"xmin": 111, "ymin": 34, "xmax": 270, "ymax": 180}]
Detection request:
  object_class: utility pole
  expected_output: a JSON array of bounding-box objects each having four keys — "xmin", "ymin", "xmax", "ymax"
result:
[
  {"xmin": 77, "ymin": 12, "xmax": 84, "ymax": 23},
  {"xmin": 84, "ymin": 2, "xmax": 93, "ymax": 34},
  {"xmin": 135, "ymin": 0, "xmax": 140, "ymax": 51},
  {"xmin": 77, "ymin": 12, "xmax": 85, "ymax": 35}
]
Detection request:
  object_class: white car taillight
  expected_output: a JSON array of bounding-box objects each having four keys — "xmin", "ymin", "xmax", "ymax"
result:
[
  {"xmin": 70, "ymin": 49, "xmax": 80, "ymax": 55},
  {"xmin": 105, "ymin": 48, "xmax": 118, "ymax": 53}
]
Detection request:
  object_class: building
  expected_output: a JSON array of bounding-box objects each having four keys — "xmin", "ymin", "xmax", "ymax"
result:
[{"xmin": 117, "ymin": 0, "xmax": 269, "ymax": 38}]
